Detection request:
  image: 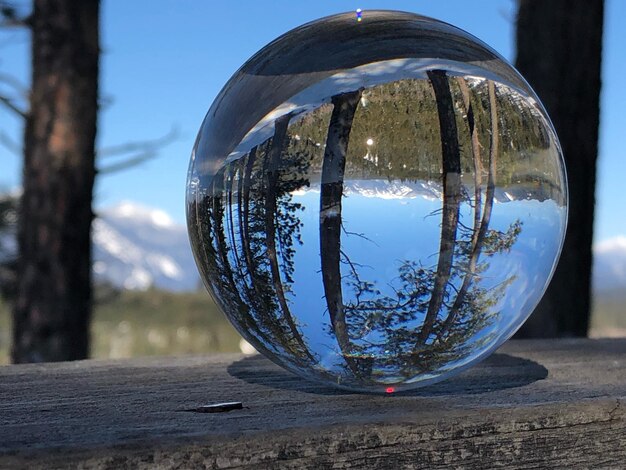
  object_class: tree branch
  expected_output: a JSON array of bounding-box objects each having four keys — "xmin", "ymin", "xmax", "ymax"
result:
[
  {"xmin": 0, "ymin": 130, "xmax": 22, "ymax": 155},
  {"xmin": 97, "ymin": 126, "xmax": 178, "ymax": 158},
  {"xmin": 0, "ymin": 94, "xmax": 26, "ymax": 118},
  {"xmin": 0, "ymin": 73, "xmax": 27, "ymax": 96},
  {"xmin": 0, "ymin": 1, "xmax": 30, "ymax": 28},
  {"xmin": 97, "ymin": 150, "xmax": 156, "ymax": 175},
  {"xmin": 96, "ymin": 126, "xmax": 179, "ymax": 175}
]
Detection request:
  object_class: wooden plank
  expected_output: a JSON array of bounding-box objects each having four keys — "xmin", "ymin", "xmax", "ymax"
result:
[{"xmin": 0, "ymin": 338, "xmax": 624, "ymax": 469}]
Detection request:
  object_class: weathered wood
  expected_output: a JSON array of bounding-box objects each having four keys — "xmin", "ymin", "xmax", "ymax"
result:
[{"xmin": 0, "ymin": 339, "xmax": 624, "ymax": 469}]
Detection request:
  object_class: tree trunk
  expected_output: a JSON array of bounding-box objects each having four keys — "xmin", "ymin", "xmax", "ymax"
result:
[
  {"xmin": 319, "ymin": 89, "xmax": 362, "ymax": 373},
  {"xmin": 12, "ymin": 0, "xmax": 100, "ymax": 363},
  {"xmin": 225, "ymin": 164, "xmax": 243, "ymax": 281},
  {"xmin": 264, "ymin": 115, "xmax": 291, "ymax": 320},
  {"xmin": 415, "ymin": 70, "xmax": 462, "ymax": 348},
  {"xmin": 437, "ymin": 80, "xmax": 499, "ymax": 341},
  {"xmin": 456, "ymin": 77, "xmax": 483, "ymax": 232},
  {"xmin": 264, "ymin": 115, "xmax": 300, "ymax": 330},
  {"xmin": 514, "ymin": 0, "xmax": 603, "ymax": 337},
  {"xmin": 241, "ymin": 147, "xmax": 257, "ymax": 281}
]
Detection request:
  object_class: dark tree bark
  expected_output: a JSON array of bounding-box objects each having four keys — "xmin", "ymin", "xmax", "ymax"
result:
[
  {"xmin": 12, "ymin": 0, "xmax": 100, "ymax": 363},
  {"xmin": 240, "ymin": 146, "xmax": 273, "ymax": 312},
  {"xmin": 225, "ymin": 164, "xmax": 243, "ymax": 281},
  {"xmin": 263, "ymin": 115, "xmax": 298, "ymax": 330},
  {"xmin": 415, "ymin": 70, "xmax": 462, "ymax": 347},
  {"xmin": 456, "ymin": 77, "xmax": 483, "ymax": 231},
  {"xmin": 319, "ymin": 89, "xmax": 362, "ymax": 373},
  {"xmin": 211, "ymin": 173, "xmax": 238, "ymax": 297},
  {"xmin": 241, "ymin": 146, "xmax": 257, "ymax": 280},
  {"xmin": 514, "ymin": 0, "xmax": 603, "ymax": 337}
]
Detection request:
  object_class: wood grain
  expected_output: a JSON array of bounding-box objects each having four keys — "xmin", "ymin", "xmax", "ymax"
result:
[{"xmin": 0, "ymin": 339, "xmax": 624, "ymax": 469}]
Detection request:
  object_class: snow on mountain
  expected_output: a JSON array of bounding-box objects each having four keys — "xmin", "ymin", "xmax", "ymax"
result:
[
  {"xmin": 293, "ymin": 179, "xmax": 543, "ymax": 203},
  {"xmin": 95, "ymin": 200, "xmax": 625, "ymax": 296},
  {"xmin": 3, "ymin": 197, "xmax": 626, "ymax": 296},
  {"xmin": 93, "ymin": 202, "xmax": 199, "ymax": 291},
  {"xmin": 593, "ymin": 236, "xmax": 626, "ymax": 293},
  {"xmin": 292, "ymin": 179, "xmax": 443, "ymax": 200},
  {"xmin": 0, "ymin": 200, "xmax": 202, "ymax": 291},
  {"xmin": 344, "ymin": 180, "xmax": 443, "ymax": 200}
]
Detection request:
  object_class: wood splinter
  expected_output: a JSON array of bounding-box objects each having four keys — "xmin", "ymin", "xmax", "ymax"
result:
[{"xmin": 180, "ymin": 402, "xmax": 243, "ymax": 414}]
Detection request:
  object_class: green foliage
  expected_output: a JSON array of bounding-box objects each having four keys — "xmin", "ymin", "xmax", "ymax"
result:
[
  {"xmin": 286, "ymin": 77, "xmax": 559, "ymax": 191},
  {"xmin": 91, "ymin": 288, "xmax": 242, "ymax": 359},
  {"xmin": 0, "ymin": 277, "xmax": 622, "ymax": 366},
  {"xmin": 0, "ymin": 289, "xmax": 242, "ymax": 364},
  {"xmin": 591, "ymin": 290, "xmax": 626, "ymax": 337}
]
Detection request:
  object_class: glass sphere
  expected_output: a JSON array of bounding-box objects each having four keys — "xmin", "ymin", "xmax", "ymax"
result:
[{"xmin": 186, "ymin": 11, "xmax": 567, "ymax": 393}]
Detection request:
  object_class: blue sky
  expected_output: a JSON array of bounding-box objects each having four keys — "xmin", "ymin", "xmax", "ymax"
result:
[{"xmin": 0, "ymin": 0, "xmax": 624, "ymax": 242}]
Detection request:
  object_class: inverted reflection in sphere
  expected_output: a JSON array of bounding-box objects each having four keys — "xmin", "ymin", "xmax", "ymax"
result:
[{"xmin": 186, "ymin": 11, "xmax": 567, "ymax": 392}]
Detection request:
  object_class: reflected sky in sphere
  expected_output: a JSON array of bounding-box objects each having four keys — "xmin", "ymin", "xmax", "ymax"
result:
[{"xmin": 187, "ymin": 11, "xmax": 567, "ymax": 392}]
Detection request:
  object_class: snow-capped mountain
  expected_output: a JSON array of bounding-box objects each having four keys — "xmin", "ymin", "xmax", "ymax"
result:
[
  {"xmin": 93, "ymin": 202, "xmax": 199, "ymax": 291},
  {"xmin": 2, "ymin": 198, "xmax": 626, "ymax": 295},
  {"xmin": 344, "ymin": 180, "xmax": 443, "ymax": 200},
  {"xmin": 593, "ymin": 236, "xmax": 626, "ymax": 293},
  {"xmin": 94, "ymin": 201, "xmax": 626, "ymax": 296},
  {"xmin": 296, "ymin": 179, "xmax": 552, "ymax": 203}
]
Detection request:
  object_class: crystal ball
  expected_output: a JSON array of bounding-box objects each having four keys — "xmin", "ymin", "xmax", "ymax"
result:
[{"xmin": 186, "ymin": 11, "xmax": 567, "ymax": 392}]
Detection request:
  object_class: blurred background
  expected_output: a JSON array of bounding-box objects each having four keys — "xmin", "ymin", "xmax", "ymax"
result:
[{"xmin": 0, "ymin": 0, "xmax": 623, "ymax": 364}]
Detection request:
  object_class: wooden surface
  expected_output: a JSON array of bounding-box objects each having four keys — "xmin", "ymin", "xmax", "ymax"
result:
[{"xmin": 0, "ymin": 338, "xmax": 624, "ymax": 469}]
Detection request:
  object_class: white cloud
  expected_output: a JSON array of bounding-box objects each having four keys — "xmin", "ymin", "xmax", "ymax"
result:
[
  {"xmin": 593, "ymin": 235, "xmax": 626, "ymax": 292},
  {"xmin": 594, "ymin": 236, "xmax": 626, "ymax": 254}
]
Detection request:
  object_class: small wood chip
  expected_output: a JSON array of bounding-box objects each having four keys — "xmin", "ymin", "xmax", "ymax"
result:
[{"xmin": 181, "ymin": 402, "xmax": 243, "ymax": 413}]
